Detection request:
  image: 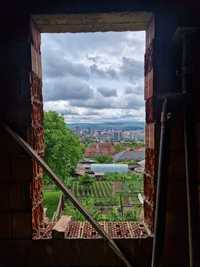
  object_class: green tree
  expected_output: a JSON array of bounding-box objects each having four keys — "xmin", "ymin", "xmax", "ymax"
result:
[{"xmin": 44, "ymin": 111, "xmax": 83, "ymax": 185}]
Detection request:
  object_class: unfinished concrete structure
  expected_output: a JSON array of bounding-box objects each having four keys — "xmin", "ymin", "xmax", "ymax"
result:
[{"xmin": 0, "ymin": 1, "xmax": 200, "ymax": 267}]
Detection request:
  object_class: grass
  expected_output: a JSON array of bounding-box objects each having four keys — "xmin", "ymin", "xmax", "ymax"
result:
[{"xmin": 43, "ymin": 191, "xmax": 60, "ymax": 218}]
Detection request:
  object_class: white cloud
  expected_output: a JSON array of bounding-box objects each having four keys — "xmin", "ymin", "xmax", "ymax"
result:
[{"xmin": 41, "ymin": 31, "xmax": 145, "ymax": 123}]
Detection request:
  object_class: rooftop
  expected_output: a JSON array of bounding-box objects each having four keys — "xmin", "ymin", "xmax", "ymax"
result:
[{"xmin": 113, "ymin": 149, "xmax": 145, "ymax": 162}]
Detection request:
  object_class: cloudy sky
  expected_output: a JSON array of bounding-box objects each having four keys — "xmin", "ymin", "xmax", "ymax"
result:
[{"xmin": 41, "ymin": 31, "xmax": 145, "ymax": 124}]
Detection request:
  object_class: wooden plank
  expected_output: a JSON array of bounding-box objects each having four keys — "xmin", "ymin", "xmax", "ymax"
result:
[
  {"xmin": 51, "ymin": 193, "xmax": 64, "ymax": 222},
  {"xmin": 52, "ymin": 215, "xmax": 71, "ymax": 239}
]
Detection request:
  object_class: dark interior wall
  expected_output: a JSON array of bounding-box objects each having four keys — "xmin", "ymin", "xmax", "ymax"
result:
[
  {"xmin": 0, "ymin": 17, "xmax": 44, "ymax": 239},
  {"xmin": 0, "ymin": 17, "xmax": 33, "ymax": 240},
  {"xmin": 154, "ymin": 12, "xmax": 189, "ymax": 267}
]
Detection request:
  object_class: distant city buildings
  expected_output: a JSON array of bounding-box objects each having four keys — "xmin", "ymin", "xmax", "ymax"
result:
[{"xmin": 73, "ymin": 127, "xmax": 144, "ymax": 142}]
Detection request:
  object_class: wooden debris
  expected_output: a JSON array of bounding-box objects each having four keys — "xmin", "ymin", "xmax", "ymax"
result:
[{"xmin": 52, "ymin": 215, "xmax": 71, "ymax": 239}]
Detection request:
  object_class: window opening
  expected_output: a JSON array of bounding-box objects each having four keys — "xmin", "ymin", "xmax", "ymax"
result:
[{"xmin": 40, "ymin": 31, "xmax": 146, "ymax": 239}]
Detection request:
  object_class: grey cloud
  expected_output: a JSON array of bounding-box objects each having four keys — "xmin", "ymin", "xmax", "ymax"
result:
[
  {"xmin": 70, "ymin": 94, "xmax": 143, "ymax": 110},
  {"xmin": 43, "ymin": 78, "xmax": 94, "ymax": 101},
  {"xmin": 125, "ymin": 87, "xmax": 134, "ymax": 94},
  {"xmin": 43, "ymin": 51, "xmax": 90, "ymax": 79},
  {"xmin": 59, "ymin": 109, "xmax": 80, "ymax": 116},
  {"xmin": 98, "ymin": 87, "xmax": 117, "ymax": 97},
  {"xmin": 42, "ymin": 32, "xmax": 132, "ymax": 60},
  {"xmin": 125, "ymin": 85, "xmax": 143, "ymax": 95},
  {"xmin": 120, "ymin": 57, "xmax": 143, "ymax": 82},
  {"xmin": 70, "ymin": 97, "xmax": 112, "ymax": 109},
  {"xmin": 83, "ymin": 110, "xmax": 100, "ymax": 116},
  {"xmin": 126, "ymin": 95, "xmax": 144, "ymax": 110},
  {"xmin": 42, "ymin": 32, "xmax": 145, "ymax": 122},
  {"xmin": 90, "ymin": 64, "xmax": 117, "ymax": 79}
]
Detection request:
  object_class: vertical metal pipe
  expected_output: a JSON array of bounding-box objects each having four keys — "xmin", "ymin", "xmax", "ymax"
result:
[{"xmin": 151, "ymin": 98, "xmax": 169, "ymax": 267}]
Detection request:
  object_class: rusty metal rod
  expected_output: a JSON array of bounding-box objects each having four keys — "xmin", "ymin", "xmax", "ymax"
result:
[
  {"xmin": 151, "ymin": 98, "xmax": 169, "ymax": 267},
  {"xmin": 2, "ymin": 123, "xmax": 133, "ymax": 267}
]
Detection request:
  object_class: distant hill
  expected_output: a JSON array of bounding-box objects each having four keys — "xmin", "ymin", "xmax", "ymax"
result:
[{"xmin": 69, "ymin": 121, "xmax": 144, "ymax": 131}]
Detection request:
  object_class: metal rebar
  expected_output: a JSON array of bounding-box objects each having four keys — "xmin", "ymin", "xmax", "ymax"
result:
[{"xmin": 2, "ymin": 122, "xmax": 133, "ymax": 267}]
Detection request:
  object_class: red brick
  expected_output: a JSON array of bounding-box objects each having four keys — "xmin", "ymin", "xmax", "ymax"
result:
[
  {"xmin": 65, "ymin": 221, "xmax": 147, "ymax": 239},
  {"xmin": 31, "ymin": 44, "xmax": 42, "ymax": 79},
  {"xmin": 145, "ymin": 41, "xmax": 154, "ymax": 76},
  {"xmin": 32, "ymin": 204, "xmax": 43, "ymax": 234},
  {"xmin": 145, "ymin": 148, "xmax": 156, "ymax": 177},
  {"xmin": 32, "ymin": 101, "xmax": 43, "ymax": 127},
  {"xmin": 31, "ymin": 177, "xmax": 43, "ymax": 204},
  {"xmin": 145, "ymin": 123, "xmax": 155, "ymax": 149},
  {"xmin": 146, "ymin": 98, "xmax": 155, "ymax": 123},
  {"xmin": 27, "ymin": 127, "xmax": 44, "ymax": 154},
  {"xmin": 144, "ymin": 201, "xmax": 154, "ymax": 233},
  {"xmin": 30, "ymin": 71, "xmax": 43, "ymax": 102},
  {"xmin": 31, "ymin": 20, "xmax": 41, "ymax": 52},
  {"xmin": 144, "ymin": 69, "xmax": 153, "ymax": 100},
  {"xmin": 144, "ymin": 174, "xmax": 155, "ymax": 205}
]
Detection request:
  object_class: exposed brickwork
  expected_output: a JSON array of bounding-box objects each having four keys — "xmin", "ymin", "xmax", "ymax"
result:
[
  {"xmin": 144, "ymin": 174, "xmax": 155, "ymax": 206},
  {"xmin": 29, "ymin": 21, "xmax": 44, "ymax": 235},
  {"xmin": 145, "ymin": 148, "xmax": 156, "ymax": 178},
  {"xmin": 145, "ymin": 123, "xmax": 155, "ymax": 149},
  {"xmin": 146, "ymin": 97, "xmax": 155, "ymax": 123},
  {"xmin": 144, "ymin": 16, "xmax": 157, "ymax": 233},
  {"xmin": 144, "ymin": 69, "xmax": 154, "ymax": 100},
  {"xmin": 65, "ymin": 221, "xmax": 148, "ymax": 239},
  {"xmin": 144, "ymin": 41, "xmax": 154, "ymax": 76},
  {"xmin": 143, "ymin": 202, "xmax": 154, "ymax": 233}
]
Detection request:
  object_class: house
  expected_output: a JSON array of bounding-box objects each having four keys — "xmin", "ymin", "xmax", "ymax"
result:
[
  {"xmin": 113, "ymin": 148, "xmax": 145, "ymax": 162},
  {"xmin": 84, "ymin": 142, "xmax": 116, "ymax": 157}
]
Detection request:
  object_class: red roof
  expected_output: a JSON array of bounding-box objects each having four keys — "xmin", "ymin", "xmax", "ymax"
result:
[{"xmin": 85, "ymin": 143, "xmax": 116, "ymax": 157}]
